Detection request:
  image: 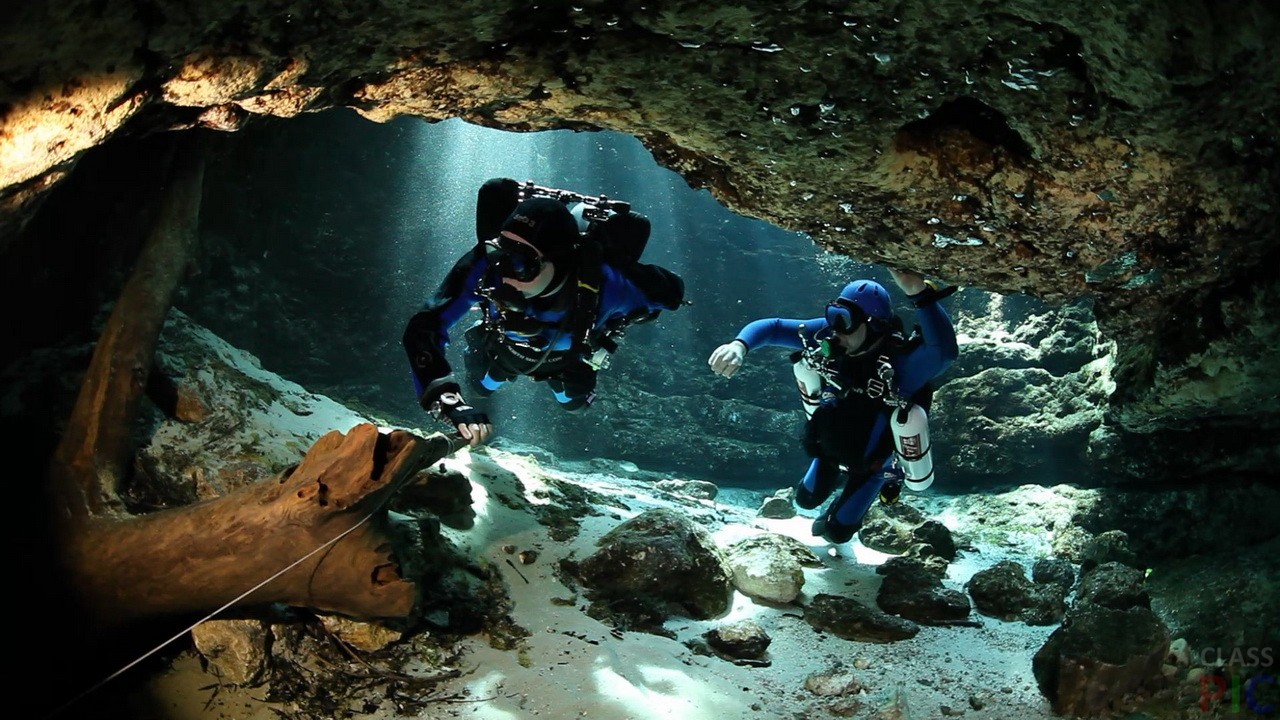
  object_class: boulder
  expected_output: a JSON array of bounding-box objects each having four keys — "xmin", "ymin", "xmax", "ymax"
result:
[
  {"xmin": 191, "ymin": 619, "xmax": 270, "ymax": 687},
  {"xmin": 876, "ymin": 556, "xmax": 972, "ymax": 625},
  {"xmin": 803, "ymin": 593, "xmax": 919, "ymax": 643},
  {"xmin": 1033, "ymin": 604, "xmax": 1171, "ymax": 717},
  {"xmin": 704, "ymin": 619, "xmax": 772, "ymax": 661},
  {"xmin": 724, "ymin": 532, "xmax": 810, "ymax": 604},
  {"xmin": 569, "ymin": 508, "xmax": 735, "ymax": 626}
]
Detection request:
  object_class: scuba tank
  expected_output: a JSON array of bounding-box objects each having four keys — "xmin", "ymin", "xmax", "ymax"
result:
[{"xmin": 891, "ymin": 403, "xmax": 934, "ymax": 491}]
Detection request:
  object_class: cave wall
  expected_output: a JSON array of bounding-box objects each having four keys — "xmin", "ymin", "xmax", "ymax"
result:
[{"xmin": 2, "ymin": 0, "xmax": 1277, "ymax": 476}]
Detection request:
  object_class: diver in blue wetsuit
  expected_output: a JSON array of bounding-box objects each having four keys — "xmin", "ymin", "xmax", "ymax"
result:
[
  {"xmin": 708, "ymin": 269, "xmax": 958, "ymax": 543},
  {"xmin": 404, "ymin": 178, "xmax": 684, "ymax": 447}
]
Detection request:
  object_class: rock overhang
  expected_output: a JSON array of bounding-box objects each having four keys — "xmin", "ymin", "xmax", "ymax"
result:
[{"xmin": 1, "ymin": 1, "xmax": 1277, "ymax": 463}]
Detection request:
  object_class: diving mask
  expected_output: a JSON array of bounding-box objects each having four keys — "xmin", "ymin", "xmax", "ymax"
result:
[{"xmin": 485, "ymin": 236, "xmax": 545, "ymax": 282}]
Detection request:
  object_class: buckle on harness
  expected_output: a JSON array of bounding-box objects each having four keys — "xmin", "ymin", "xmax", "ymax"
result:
[
  {"xmin": 875, "ymin": 355, "xmax": 902, "ymax": 406},
  {"xmin": 585, "ymin": 347, "xmax": 611, "ymax": 371}
]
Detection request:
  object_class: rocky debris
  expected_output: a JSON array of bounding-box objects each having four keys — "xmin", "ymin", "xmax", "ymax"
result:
[
  {"xmin": 965, "ymin": 559, "xmax": 1068, "ymax": 626},
  {"xmin": 1032, "ymin": 527, "xmax": 1172, "ymax": 716},
  {"xmin": 1078, "ymin": 529, "xmax": 1141, "ymax": 573},
  {"xmin": 1032, "ymin": 604, "xmax": 1171, "ymax": 717},
  {"xmin": 191, "ymin": 619, "xmax": 270, "ymax": 686},
  {"xmin": 265, "ymin": 620, "xmax": 467, "ymax": 717},
  {"xmin": 804, "ymin": 670, "xmax": 861, "ymax": 697},
  {"xmin": 703, "ymin": 619, "xmax": 772, "ymax": 661},
  {"xmin": 910, "ymin": 520, "xmax": 957, "ymax": 561},
  {"xmin": 723, "ymin": 532, "xmax": 809, "ymax": 604},
  {"xmin": 1166, "ymin": 638, "xmax": 1191, "ymax": 667},
  {"xmin": 189, "ymin": 610, "xmax": 470, "ymax": 717},
  {"xmin": 395, "ymin": 465, "xmax": 476, "ymax": 528},
  {"xmin": 317, "ymin": 615, "xmax": 404, "ymax": 652},
  {"xmin": 528, "ymin": 476, "xmax": 613, "ymax": 542},
  {"xmin": 900, "ymin": 542, "xmax": 945, "ymax": 564},
  {"xmin": 758, "ymin": 488, "xmax": 798, "ymax": 519},
  {"xmin": 1051, "ymin": 524, "xmax": 1096, "ymax": 563},
  {"xmin": 564, "ymin": 508, "xmax": 735, "ymax": 630},
  {"xmin": 1076, "ymin": 562, "xmax": 1150, "ymax": 611},
  {"xmin": 803, "ymin": 593, "xmax": 920, "ymax": 643},
  {"xmin": 1032, "ymin": 556, "xmax": 1076, "ymax": 591},
  {"xmin": 876, "ymin": 556, "xmax": 973, "ymax": 626},
  {"xmin": 1019, "ymin": 596, "xmax": 1070, "ymax": 629},
  {"xmin": 655, "ymin": 478, "xmax": 719, "ymax": 501},
  {"xmin": 858, "ymin": 502, "xmax": 929, "ymax": 554},
  {"xmin": 804, "ymin": 670, "xmax": 865, "ymax": 718}
]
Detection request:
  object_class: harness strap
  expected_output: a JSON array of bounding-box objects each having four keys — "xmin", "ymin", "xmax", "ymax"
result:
[{"xmin": 567, "ymin": 239, "xmax": 604, "ymax": 354}]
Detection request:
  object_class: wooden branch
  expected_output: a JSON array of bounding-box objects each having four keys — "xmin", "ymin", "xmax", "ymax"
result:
[
  {"xmin": 49, "ymin": 135, "xmax": 205, "ymax": 520},
  {"xmin": 38, "ymin": 133, "xmax": 472, "ymax": 629},
  {"xmin": 65, "ymin": 424, "xmax": 466, "ymax": 627}
]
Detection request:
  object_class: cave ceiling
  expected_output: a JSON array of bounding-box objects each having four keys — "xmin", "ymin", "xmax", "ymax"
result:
[{"xmin": 1, "ymin": 0, "xmax": 1278, "ymax": 439}]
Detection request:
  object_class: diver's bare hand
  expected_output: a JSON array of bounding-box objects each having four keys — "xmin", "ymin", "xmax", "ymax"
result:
[
  {"xmin": 432, "ymin": 387, "xmax": 492, "ymax": 447},
  {"xmin": 889, "ymin": 268, "xmax": 928, "ymax": 296},
  {"xmin": 456, "ymin": 421, "xmax": 493, "ymax": 447},
  {"xmin": 708, "ymin": 340, "xmax": 748, "ymax": 378}
]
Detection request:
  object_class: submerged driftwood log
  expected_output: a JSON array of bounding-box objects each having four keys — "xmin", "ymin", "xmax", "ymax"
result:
[
  {"xmin": 63, "ymin": 424, "xmax": 459, "ymax": 626},
  {"xmin": 43, "ymin": 134, "xmax": 463, "ymax": 628}
]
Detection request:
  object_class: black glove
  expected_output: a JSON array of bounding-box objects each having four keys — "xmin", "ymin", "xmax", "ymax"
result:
[
  {"xmin": 908, "ymin": 279, "xmax": 959, "ymax": 308},
  {"xmin": 423, "ymin": 382, "xmax": 490, "ymax": 428},
  {"xmin": 879, "ymin": 474, "xmax": 904, "ymax": 505}
]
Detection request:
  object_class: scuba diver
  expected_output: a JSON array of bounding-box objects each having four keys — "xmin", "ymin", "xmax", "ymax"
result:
[
  {"xmin": 403, "ymin": 177, "xmax": 685, "ymax": 446},
  {"xmin": 707, "ymin": 269, "xmax": 958, "ymax": 543}
]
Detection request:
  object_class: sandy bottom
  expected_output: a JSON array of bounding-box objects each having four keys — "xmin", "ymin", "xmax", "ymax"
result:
[{"xmin": 121, "ymin": 447, "xmax": 1077, "ymax": 720}]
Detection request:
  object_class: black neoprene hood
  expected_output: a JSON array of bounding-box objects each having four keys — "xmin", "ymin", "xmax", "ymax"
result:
[{"xmin": 500, "ymin": 198, "xmax": 579, "ymax": 258}]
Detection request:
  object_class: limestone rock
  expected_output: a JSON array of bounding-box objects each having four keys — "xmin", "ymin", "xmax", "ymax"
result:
[
  {"xmin": 704, "ymin": 619, "xmax": 772, "ymax": 660},
  {"xmin": 876, "ymin": 556, "xmax": 972, "ymax": 625},
  {"xmin": 859, "ymin": 502, "xmax": 928, "ymax": 554},
  {"xmin": 967, "ymin": 560, "xmax": 1039, "ymax": 621},
  {"xmin": 191, "ymin": 618, "xmax": 269, "ymax": 687},
  {"xmin": 724, "ymin": 532, "xmax": 807, "ymax": 604},
  {"xmin": 1146, "ymin": 536, "xmax": 1280, "ymax": 652},
  {"xmin": 1032, "ymin": 604, "xmax": 1171, "ymax": 717},
  {"xmin": 2, "ymin": 1, "xmax": 1277, "ymax": 484},
  {"xmin": 1032, "ymin": 557, "xmax": 1076, "ymax": 590},
  {"xmin": 1079, "ymin": 530, "xmax": 1141, "ymax": 574},
  {"xmin": 967, "ymin": 559, "xmax": 1068, "ymax": 626},
  {"xmin": 804, "ymin": 670, "xmax": 861, "ymax": 697},
  {"xmin": 1072, "ymin": 484, "xmax": 1280, "ymax": 564},
  {"xmin": 655, "ymin": 478, "xmax": 719, "ymax": 501},
  {"xmin": 317, "ymin": 615, "xmax": 403, "ymax": 652},
  {"xmin": 804, "ymin": 593, "xmax": 919, "ymax": 643},
  {"xmin": 569, "ymin": 508, "xmax": 734, "ymax": 625},
  {"xmin": 911, "ymin": 520, "xmax": 957, "ymax": 561},
  {"xmin": 758, "ymin": 495, "xmax": 796, "ymax": 519},
  {"xmin": 394, "ymin": 466, "xmax": 475, "ymax": 528},
  {"xmin": 1076, "ymin": 562, "xmax": 1150, "ymax": 611}
]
